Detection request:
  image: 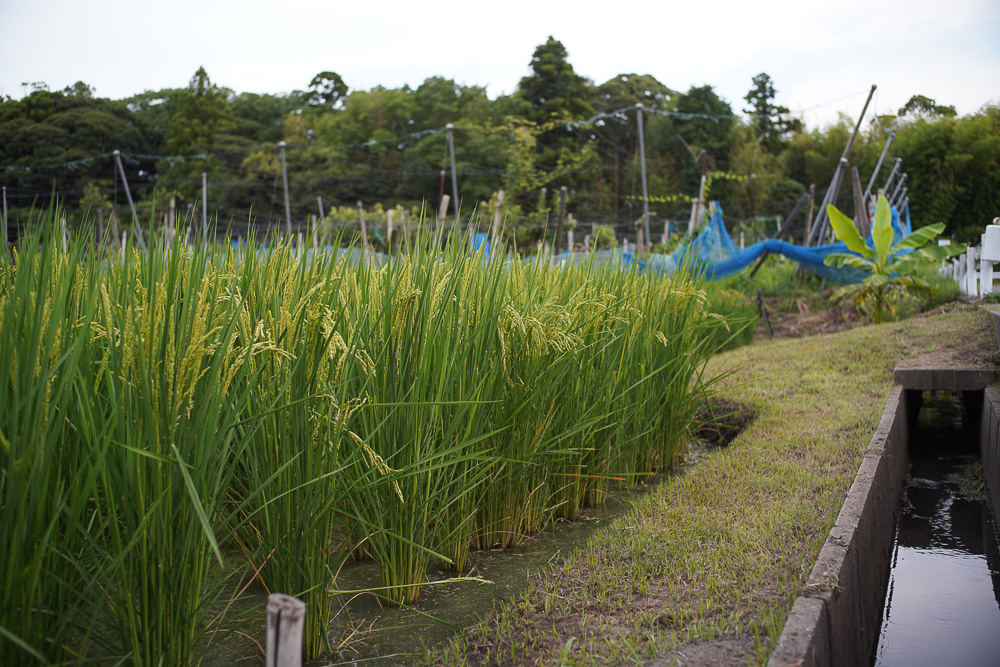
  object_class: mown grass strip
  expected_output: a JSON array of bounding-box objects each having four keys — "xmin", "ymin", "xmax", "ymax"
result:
[{"xmin": 435, "ymin": 306, "xmax": 996, "ymax": 666}]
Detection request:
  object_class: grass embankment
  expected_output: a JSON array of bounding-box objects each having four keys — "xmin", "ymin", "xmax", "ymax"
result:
[{"xmin": 436, "ymin": 305, "xmax": 996, "ymax": 666}]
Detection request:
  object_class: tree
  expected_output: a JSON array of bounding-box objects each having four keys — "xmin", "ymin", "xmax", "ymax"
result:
[
  {"xmin": 164, "ymin": 67, "xmax": 233, "ymax": 156},
  {"xmin": 743, "ymin": 73, "xmax": 801, "ymax": 151},
  {"xmin": 515, "ymin": 37, "xmax": 596, "ymax": 198},
  {"xmin": 161, "ymin": 67, "xmax": 234, "ymax": 198},
  {"xmin": 591, "ymin": 73, "xmax": 673, "ymax": 113},
  {"xmin": 898, "ymin": 94, "xmax": 957, "ymax": 118},
  {"xmin": 517, "ymin": 37, "xmax": 593, "ymax": 123},
  {"xmin": 0, "ymin": 86, "xmax": 150, "ymax": 212},
  {"xmin": 306, "ymin": 71, "xmax": 348, "ymax": 110},
  {"xmin": 894, "ymin": 104, "xmax": 1000, "ymax": 241}
]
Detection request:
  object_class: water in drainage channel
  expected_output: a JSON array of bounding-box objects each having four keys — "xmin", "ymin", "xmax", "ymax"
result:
[{"xmin": 872, "ymin": 391, "xmax": 1000, "ymax": 666}]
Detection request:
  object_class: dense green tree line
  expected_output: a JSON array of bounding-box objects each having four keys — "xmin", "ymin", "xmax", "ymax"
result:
[{"xmin": 2, "ymin": 38, "xmax": 996, "ymax": 244}]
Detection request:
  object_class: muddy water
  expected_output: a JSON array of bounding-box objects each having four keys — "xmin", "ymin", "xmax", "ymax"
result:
[
  {"xmin": 207, "ymin": 444, "xmax": 712, "ymax": 666},
  {"xmin": 319, "ymin": 444, "xmax": 718, "ymax": 666},
  {"xmin": 872, "ymin": 392, "xmax": 1000, "ymax": 666}
]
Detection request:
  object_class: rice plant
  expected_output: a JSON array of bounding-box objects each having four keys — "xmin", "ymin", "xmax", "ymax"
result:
[{"xmin": 1, "ymin": 209, "xmax": 732, "ymax": 662}]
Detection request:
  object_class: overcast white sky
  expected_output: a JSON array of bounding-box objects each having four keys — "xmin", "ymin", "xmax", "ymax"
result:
[{"xmin": 2, "ymin": 0, "xmax": 998, "ymax": 130}]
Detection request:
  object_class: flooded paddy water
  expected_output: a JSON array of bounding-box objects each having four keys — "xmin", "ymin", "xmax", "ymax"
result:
[
  {"xmin": 210, "ymin": 443, "xmax": 718, "ymax": 666},
  {"xmin": 872, "ymin": 392, "xmax": 1000, "ymax": 666}
]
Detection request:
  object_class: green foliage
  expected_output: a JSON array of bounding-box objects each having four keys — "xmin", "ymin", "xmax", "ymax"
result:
[
  {"xmin": 592, "ymin": 223, "xmax": 618, "ymax": 248},
  {"xmin": 517, "ymin": 36, "xmax": 593, "ymax": 122},
  {"xmin": 893, "ymin": 106, "xmax": 1000, "ymax": 242},
  {"xmin": 898, "ymin": 94, "xmax": 957, "ymax": 118},
  {"xmin": 743, "ymin": 72, "xmax": 802, "ymax": 152},
  {"xmin": 305, "ymin": 70, "xmax": 348, "ymax": 109},
  {"xmin": 824, "ymin": 193, "xmax": 964, "ymax": 323},
  {"xmin": 3, "ymin": 56, "xmax": 998, "ymax": 249}
]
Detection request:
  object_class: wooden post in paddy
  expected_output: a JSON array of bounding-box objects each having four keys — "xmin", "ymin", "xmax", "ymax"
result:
[
  {"xmin": 386, "ymin": 208, "xmax": 394, "ymax": 257},
  {"xmin": 266, "ymin": 593, "xmax": 305, "ymax": 667},
  {"xmin": 437, "ymin": 194, "xmax": 450, "ymax": 229},
  {"xmin": 357, "ymin": 200, "xmax": 369, "ymax": 259},
  {"xmin": 553, "ymin": 186, "xmax": 568, "ymax": 255},
  {"xmin": 1, "ymin": 185, "xmax": 7, "ymax": 249},
  {"xmin": 490, "ymin": 190, "xmax": 505, "ymax": 259},
  {"xmin": 168, "ymin": 197, "xmax": 176, "ymax": 247}
]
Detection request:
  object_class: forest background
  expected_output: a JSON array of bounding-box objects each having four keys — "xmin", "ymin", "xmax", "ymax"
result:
[{"xmin": 2, "ymin": 37, "xmax": 997, "ymax": 248}]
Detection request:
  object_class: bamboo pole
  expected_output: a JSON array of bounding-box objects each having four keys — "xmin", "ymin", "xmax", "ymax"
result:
[
  {"xmin": 113, "ymin": 150, "xmax": 146, "ymax": 252},
  {"xmin": 279, "ymin": 142, "xmax": 291, "ymax": 238},
  {"xmin": 851, "ymin": 166, "xmax": 869, "ymax": 238},
  {"xmin": 447, "ymin": 124, "xmax": 459, "ymax": 221},
  {"xmin": 635, "ymin": 104, "xmax": 651, "ymax": 252},
  {"xmin": 806, "ymin": 85, "xmax": 876, "ymax": 246},
  {"xmin": 863, "ymin": 131, "xmax": 895, "ymax": 201}
]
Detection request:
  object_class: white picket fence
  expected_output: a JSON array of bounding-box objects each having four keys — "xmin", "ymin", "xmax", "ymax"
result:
[{"xmin": 945, "ymin": 218, "xmax": 1000, "ymax": 298}]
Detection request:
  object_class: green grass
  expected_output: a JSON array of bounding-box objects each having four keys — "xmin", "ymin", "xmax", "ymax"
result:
[{"xmin": 434, "ymin": 306, "xmax": 995, "ymax": 666}]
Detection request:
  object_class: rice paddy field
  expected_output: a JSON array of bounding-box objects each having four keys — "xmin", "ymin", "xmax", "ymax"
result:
[{"xmin": 0, "ymin": 214, "xmax": 743, "ymax": 665}]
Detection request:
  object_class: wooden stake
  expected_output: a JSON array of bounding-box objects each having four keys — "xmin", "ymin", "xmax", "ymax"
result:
[
  {"xmin": 553, "ymin": 186, "xmax": 568, "ymax": 255},
  {"xmin": 437, "ymin": 194, "xmax": 450, "ymax": 227},
  {"xmin": 757, "ymin": 289, "xmax": 773, "ymax": 339},
  {"xmin": 357, "ymin": 201, "xmax": 369, "ymax": 258},
  {"xmin": 490, "ymin": 190, "xmax": 505, "ymax": 255},
  {"xmin": 202, "ymin": 172, "xmax": 208, "ymax": 241},
  {"xmin": 266, "ymin": 593, "xmax": 305, "ymax": 667},
  {"xmin": 387, "ymin": 209, "xmax": 394, "ymax": 256}
]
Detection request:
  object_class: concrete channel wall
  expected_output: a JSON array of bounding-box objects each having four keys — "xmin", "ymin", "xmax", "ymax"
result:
[
  {"xmin": 982, "ymin": 387, "xmax": 1000, "ymax": 525},
  {"xmin": 767, "ymin": 386, "xmax": 911, "ymax": 667},
  {"xmin": 983, "ymin": 310, "xmax": 1000, "ymax": 524},
  {"xmin": 769, "ymin": 308, "xmax": 1000, "ymax": 666}
]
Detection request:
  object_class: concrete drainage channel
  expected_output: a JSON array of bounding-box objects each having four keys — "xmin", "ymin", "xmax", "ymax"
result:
[{"xmin": 767, "ymin": 311, "xmax": 1000, "ymax": 667}]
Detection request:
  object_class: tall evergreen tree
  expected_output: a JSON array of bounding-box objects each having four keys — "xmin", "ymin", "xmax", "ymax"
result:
[
  {"xmin": 161, "ymin": 67, "xmax": 234, "ymax": 198},
  {"xmin": 743, "ymin": 72, "xmax": 801, "ymax": 151},
  {"xmin": 517, "ymin": 36, "xmax": 594, "ymax": 123}
]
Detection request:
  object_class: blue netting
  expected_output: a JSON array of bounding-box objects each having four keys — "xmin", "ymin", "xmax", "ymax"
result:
[{"xmin": 643, "ymin": 202, "xmax": 911, "ymax": 283}]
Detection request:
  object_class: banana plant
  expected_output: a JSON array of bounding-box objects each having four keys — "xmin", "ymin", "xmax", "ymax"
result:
[{"xmin": 824, "ymin": 193, "xmax": 964, "ymax": 323}]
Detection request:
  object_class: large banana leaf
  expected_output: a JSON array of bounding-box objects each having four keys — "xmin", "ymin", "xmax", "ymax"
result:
[
  {"xmin": 823, "ymin": 252, "xmax": 875, "ymax": 270},
  {"xmin": 872, "ymin": 193, "xmax": 894, "ymax": 269},
  {"xmin": 891, "ymin": 222, "xmax": 946, "ymax": 253},
  {"xmin": 826, "ymin": 204, "xmax": 873, "ymax": 258}
]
